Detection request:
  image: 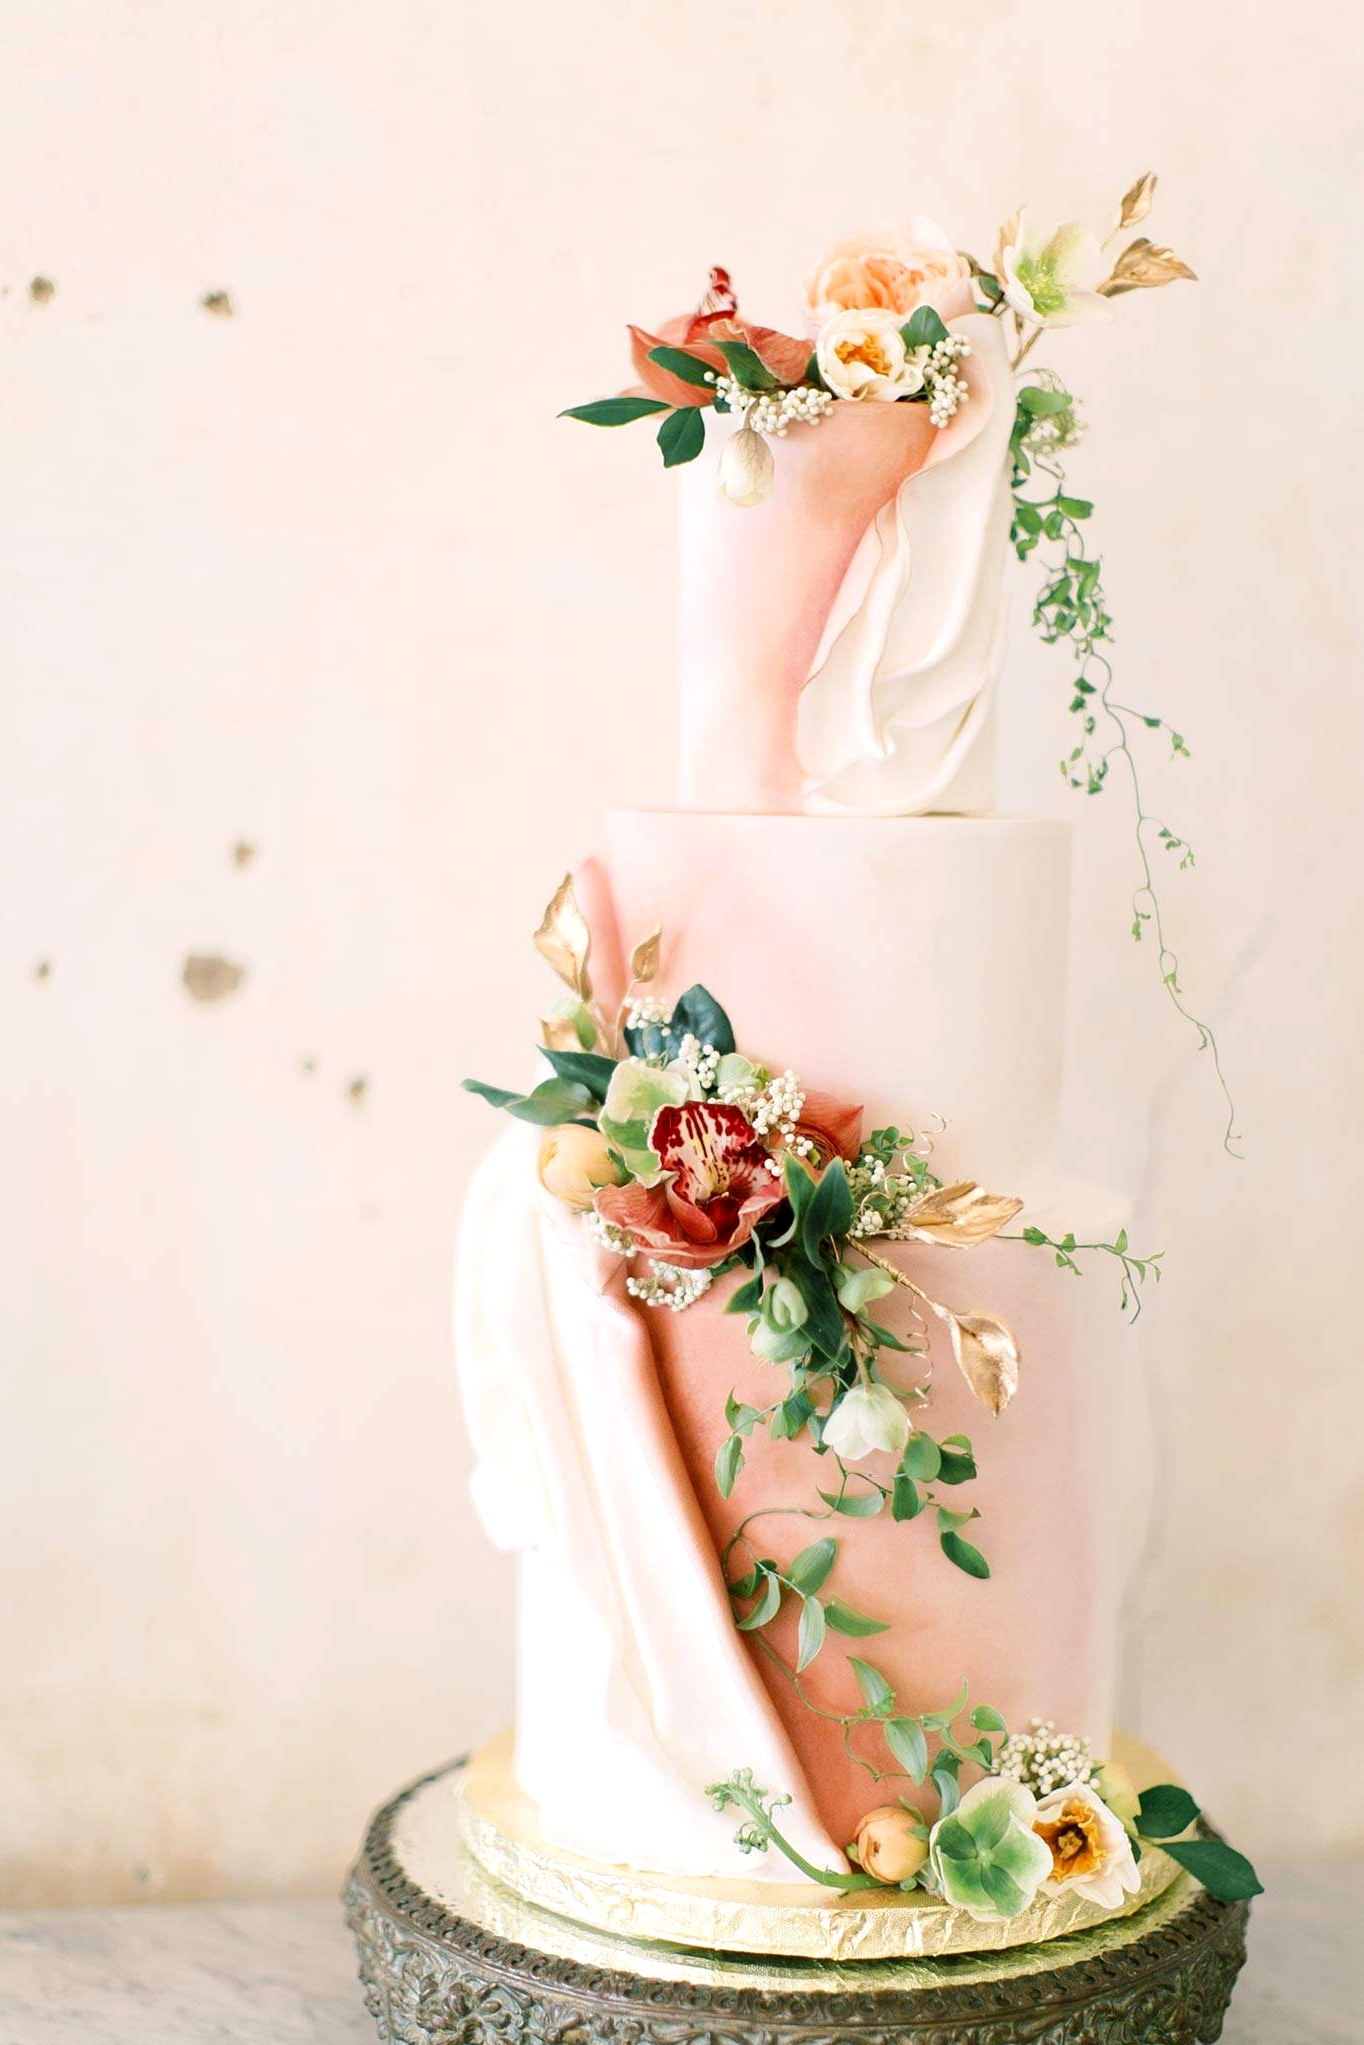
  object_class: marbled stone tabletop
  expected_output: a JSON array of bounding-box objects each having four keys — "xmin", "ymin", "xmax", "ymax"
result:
[{"xmin": 0, "ymin": 1863, "xmax": 1358, "ymax": 2044}]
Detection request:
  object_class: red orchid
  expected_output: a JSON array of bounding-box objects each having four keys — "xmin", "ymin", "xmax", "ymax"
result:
[
  {"xmin": 595, "ymin": 1102, "xmax": 786, "ymax": 1269},
  {"xmin": 626, "ymin": 267, "xmax": 813, "ymax": 411}
]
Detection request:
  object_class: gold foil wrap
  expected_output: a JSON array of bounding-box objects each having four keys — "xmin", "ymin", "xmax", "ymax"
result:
[{"xmin": 457, "ymin": 1731, "xmax": 1183, "ymax": 1963}]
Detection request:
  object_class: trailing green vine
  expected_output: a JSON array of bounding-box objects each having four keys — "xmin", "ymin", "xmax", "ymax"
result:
[{"xmin": 1009, "ymin": 377, "xmax": 1240, "ymax": 1155}]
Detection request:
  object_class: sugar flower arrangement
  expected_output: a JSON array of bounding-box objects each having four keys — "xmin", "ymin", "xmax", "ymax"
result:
[
  {"xmin": 563, "ymin": 176, "xmax": 1193, "ymax": 505},
  {"xmin": 464, "ymin": 876, "xmax": 1258, "ymax": 1920}
]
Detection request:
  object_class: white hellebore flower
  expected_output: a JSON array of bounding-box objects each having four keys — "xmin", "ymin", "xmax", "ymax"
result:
[
  {"xmin": 717, "ymin": 425, "xmax": 775, "ymax": 507},
  {"xmin": 1033, "ymin": 1780, "xmax": 1142, "ymax": 1911},
  {"xmin": 999, "ymin": 211, "xmax": 1113, "ymax": 329},
  {"xmin": 815, "ymin": 307, "xmax": 923, "ymax": 402},
  {"xmin": 823, "ymin": 1382, "xmax": 911, "ymax": 1461}
]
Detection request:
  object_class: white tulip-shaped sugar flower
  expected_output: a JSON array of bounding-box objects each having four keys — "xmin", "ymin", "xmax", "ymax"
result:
[{"xmin": 823, "ymin": 1381, "xmax": 911, "ymax": 1461}]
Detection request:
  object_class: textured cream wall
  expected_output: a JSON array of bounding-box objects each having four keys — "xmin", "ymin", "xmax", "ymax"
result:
[{"xmin": 3, "ymin": 0, "xmax": 1360, "ymax": 1902}]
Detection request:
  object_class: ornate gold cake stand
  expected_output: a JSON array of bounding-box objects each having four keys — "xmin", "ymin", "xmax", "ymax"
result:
[{"xmin": 344, "ymin": 1757, "xmax": 1250, "ymax": 2045}]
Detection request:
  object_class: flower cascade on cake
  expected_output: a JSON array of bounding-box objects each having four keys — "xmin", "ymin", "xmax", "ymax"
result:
[
  {"xmin": 562, "ymin": 175, "xmax": 1237, "ymax": 1149},
  {"xmin": 464, "ymin": 875, "xmax": 1260, "ymax": 1920}
]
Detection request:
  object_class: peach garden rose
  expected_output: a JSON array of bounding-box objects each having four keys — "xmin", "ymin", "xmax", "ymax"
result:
[{"xmin": 805, "ymin": 219, "xmax": 973, "ymax": 326}]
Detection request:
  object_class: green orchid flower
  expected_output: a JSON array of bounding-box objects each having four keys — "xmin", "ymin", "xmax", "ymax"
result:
[{"xmin": 927, "ymin": 1776, "xmax": 1053, "ymax": 1920}]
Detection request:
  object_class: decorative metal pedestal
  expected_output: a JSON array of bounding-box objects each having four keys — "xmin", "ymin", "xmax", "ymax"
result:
[{"xmin": 345, "ymin": 1761, "xmax": 1250, "ymax": 2045}]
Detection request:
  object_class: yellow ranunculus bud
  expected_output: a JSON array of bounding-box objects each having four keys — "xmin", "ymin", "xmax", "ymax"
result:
[
  {"xmin": 852, "ymin": 1804, "xmax": 929, "ymax": 1885},
  {"xmin": 536, "ymin": 1125, "xmax": 625, "ymax": 1210}
]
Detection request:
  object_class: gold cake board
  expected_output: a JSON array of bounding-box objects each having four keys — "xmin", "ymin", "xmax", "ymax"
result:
[
  {"xmin": 457, "ymin": 1728, "xmax": 1183, "ymax": 1962},
  {"xmin": 344, "ymin": 1752, "xmax": 1252, "ymax": 2045}
]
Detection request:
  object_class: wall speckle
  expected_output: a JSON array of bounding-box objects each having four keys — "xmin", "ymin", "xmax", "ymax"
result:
[
  {"xmin": 181, "ymin": 956, "xmax": 247, "ymax": 1004},
  {"xmin": 346, "ymin": 1075, "xmax": 368, "ymax": 1107},
  {"xmin": 230, "ymin": 840, "xmax": 256, "ymax": 869},
  {"xmin": 32, "ymin": 959, "xmax": 51, "ymax": 982},
  {"xmin": 200, "ymin": 290, "xmax": 234, "ymax": 318},
  {"xmin": 28, "ymin": 276, "xmax": 54, "ymax": 304}
]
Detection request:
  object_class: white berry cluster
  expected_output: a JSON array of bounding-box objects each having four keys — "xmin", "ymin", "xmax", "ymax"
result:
[
  {"xmin": 710, "ymin": 374, "xmax": 835, "ymax": 436},
  {"xmin": 675, "ymin": 1033, "xmax": 721, "ymax": 1092},
  {"xmin": 626, "ymin": 1260, "xmax": 714, "ymax": 1311},
  {"xmin": 846, "ymin": 1151, "xmax": 917, "ymax": 1237},
  {"xmin": 1021, "ymin": 398, "xmax": 1086, "ymax": 456},
  {"xmin": 921, "ymin": 333, "xmax": 972, "ymax": 428},
  {"xmin": 585, "ymin": 1212, "xmax": 636, "ymax": 1258},
  {"xmin": 995, "ymin": 1718, "xmax": 1095, "ymax": 1796},
  {"xmin": 625, "ymin": 994, "xmax": 673, "ymax": 1031}
]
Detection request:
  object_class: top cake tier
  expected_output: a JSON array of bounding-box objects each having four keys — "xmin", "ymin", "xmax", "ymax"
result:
[{"xmin": 676, "ymin": 308, "xmax": 1015, "ymax": 817}]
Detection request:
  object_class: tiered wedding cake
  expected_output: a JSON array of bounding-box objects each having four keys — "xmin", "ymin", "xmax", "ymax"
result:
[{"xmin": 453, "ymin": 190, "xmax": 1256, "ymax": 1955}]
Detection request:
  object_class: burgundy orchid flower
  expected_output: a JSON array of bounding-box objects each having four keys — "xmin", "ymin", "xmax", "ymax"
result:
[{"xmin": 594, "ymin": 1102, "xmax": 786, "ymax": 1269}]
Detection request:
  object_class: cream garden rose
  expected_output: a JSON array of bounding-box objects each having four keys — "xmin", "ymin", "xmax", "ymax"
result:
[
  {"xmin": 805, "ymin": 220, "xmax": 971, "ymax": 325},
  {"xmin": 815, "ymin": 308, "xmax": 922, "ymax": 403},
  {"xmin": 537, "ymin": 1124, "xmax": 625, "ymax": 1210},
  {"xmin": 853, "ymin": 1804, "xmax": 929, "ymax": 1885},
  {"xmin": 1033, "ymin": 1780, "xmax": 1141, "ymax": 1911}
]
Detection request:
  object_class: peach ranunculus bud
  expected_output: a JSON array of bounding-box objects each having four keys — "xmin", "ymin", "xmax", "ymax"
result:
[
  {"xmin": 852, "ymin": 1804, "xmax": 929, "ymax": 1885},
  {"xmin": 537, "ymin": 1125, "xmax": 625, "ymax": 1210},
  {"xmin": 805, "ymin": 219, "xmax": 973, "ymax": 328}
]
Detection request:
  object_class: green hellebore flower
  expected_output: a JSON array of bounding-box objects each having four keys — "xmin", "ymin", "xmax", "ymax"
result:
[
  {"xmin": 599, "ymin": 1062, "xmax": 689, "ymax": 1185},
  {"xmin": 836, "ymin": 1265, "xmax": 897, "ymax": 1316},
  {"xmin": 750, "ymin": 1276, "xmax": 812, "ymax": 1364},
  {"xmin": 927, "ymin": 1776, "xmax": 1053, "ymax": 1920}
]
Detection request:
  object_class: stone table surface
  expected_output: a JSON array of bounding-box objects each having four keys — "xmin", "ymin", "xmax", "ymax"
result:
[{"xmin": 0, "ymin": 1863, "xmax": 1359, "ymax": 2045}]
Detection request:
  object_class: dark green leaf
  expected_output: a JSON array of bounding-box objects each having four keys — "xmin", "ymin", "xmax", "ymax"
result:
[
  {"xmin": 804, "ymin": 351, "xmax": 829, "ymax": 391},
  {"xmin": 902, "ymin": 1432, "xmax": 942, "ymax": 1482},
  {"xmin": 936, "ymin": 1436, "xmax": 977, "ymax": 1485},
  {"xmin": 715, "ymin": 339, "xmax": 780, "ymax": 391},
  {"xmin": 463, "ymin": 1075, "xmax": 595, "ymax": 1126},
  {"xmin": 538, "ymin": 1048, "xmax": 619, "ymax": 1101},
  {"xmin": 901, "ymin": 306, "xmax": 950, "ymax": 350},
  {"xmin": 796, "ymin": 1595, "xmax": 826, "ymax": 1672},
  {"xmin": 771, "ymin": 1389, "xmax": 816, "ymax": 1439},
  {"xmin": 715, "ymin": 1434, "xmax": 744, "ymax": 1499},
  {"xmin": 658, "ymin": 407, "xmax": 707, "ymax": 468},
  {"xmin": 1161, "ymin": 1838, "xmax": 1263, "ymax": 1901},
  {"xmin": 891, "ymin": 1473, "xmax": 923, "ymax": 1521},
  {"xmin": 975, "ymin": 272, "xmax": 1004, "ymax": 303},
  {"xmin": 726, "ymin": 1273, "xmax": 764, "ymax": 1316},
  {"xmin": 787, "ymin": 1537, "xmax": 838, "ymax": 1596},
  {"xmin": 824, "ymin": 1599, "xmax": 889, "ymax": 1637},
  {"xmin": 849, "ymin": 1658, "xmax": 894, "ymax": 1714},
  {"xmin": 884, "ymin": 1716, "xmax": 929, "ymax": 1781},
  {"xmin": 736, "ymin": 1569, "xmax": 782, "ymax": 1631},
  {"xmin": 645, "ymin": 345, "xmax": 717, "ymax": 390},
  {"xmin": 670, "ymin": 984, "xmax": 736, "ymax": 1055},
  {"xmin": 819, "ymin": 1487, "xmax": 884, "ymax": 1518},
  {"xmin": 1136, "ymin": 1785, "xmax": 1201, "ymax": 1840},
  {"xmin": 940, "ymin": 1530, "xmax": 991, "ymax": 1579},
  {"xmin": 560, "ymin": 395, "xmax": 671, "ymax": 426},
  {"xmin": 727, "ymin": 1566, "xmax": 760, "ymax": 1599},
  {"xmin": 800, "ymin": 1160, "xmax": 854, "ymax": 1262}
]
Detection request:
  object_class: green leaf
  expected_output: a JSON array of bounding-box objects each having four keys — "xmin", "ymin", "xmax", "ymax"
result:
[
  {"xmin": 736, "ymin": 1568, "xmax": 782, "ymax": 1631},
  {"xmin": 931, "ymin": 1748, "xmax": 961, "ymax": 1815},
  {"xmin": 715, "ymin": 339, "xmax": 780, "ymax": 391},
  {"xmin": 936, "ymin": 1437, "xmax": 977, "ymax": 1486},
  {"xmin": 921, "ymin": 1677, "xmax": 970, "ymax": 1731},
  {"xmin": 970, "ymin": 1705, "xmax": 1007, "ymax": 1733},
  {"xmin": 884, "ymin": 1716, "xmax": 929, "ymax": 1781},
  {"xmin": 787, "ymin": 1537, "xmax": 838, "ymax": 1596},
  {"xmin": 849, "ymin": 1658, "xmax": 895, "ymax": 1715},
  {"xmin": 770, "ymin": 1389, "xmax": 816, "ymax": 1439},
  {"xmin": 724, "ymin": 1394, "xmax": 764, "ymax": 1437},
  {"xmin": 726, "ymin": 1273, "xmax": 764, "ymax": 1316},
  {"xmin": 940, "ymin": 1530, "xmax": 991, "ymax": 1579},
  {"xmin": 902, "ymin": 1432, "xmax": 942, "ymax": 1481},
  {"xmin": 715, "ymin": 1434, "xmax": 744, "ymax": 1499},
  {"xmin": 1136, "ymin": 1785, "xmax": 1201, "ymax": 1839},
  {"xmin": 804, "ymin": 350, "xmax": 829, "ymax": 391},
  {"xmin": 824, "ymin": 1599, "xmax": 889, "ymax": 1637},
  {"xmin": 791, "ymin": 1260, "xmax": 846, "ymax": 1360},
  {"xmin": 796, "ymin": 1595, "xmax": 827, "ymax": 1671},
  {"xmin": 560, "ymin": 395, "xmax": 671, "ymax": 426},
  {"xmin": 1022, "ymin": 1225, "xmax": 1047, "ymax": 1245},
  {"xmin": 975, "ymin": 272, "xmax": 1004, "ymax": 304},
  {"xmin": 1017, "ymin": 384, "xmax": 1071, "ymax": 418},
  {"xmin": 800, "ymin": 1159, "xmax": 855, "ymax": 1262},
  {"xmin": 891, "ymin": 1473, "xmax": 923, "ymax": 1521},
  {"xmin": 658, "ymin": 406, "xmax": 707, "ymax": 468},
  {"xmin": 900, "ymin": 306, "xmax": 950, "ymax": 350},
  {"xmin": 819, "ymin": 1487, "xmax": 884, "ymax": 1518},
  {"xmin": 1161, "ymin": 1838, "xmax": 1263, "ymax": 1901},
  {"xmin": 670, "ymin": 984, "xmax": 736, "ymax": 1056},
  {"xmin": 462, "ymin": 1075, "xmax": 595, "ymax": 1126},
  {"xmin": 645, "ymin": 345, "xmax": 717, "ymax": 390},
  {"xmin": 538, "ymin": 1048, "xmax": 619, "ymax": 1101},
  {"xmin": 1056, "ymin": 494, "xmax": 1093, "ymax": 519}
]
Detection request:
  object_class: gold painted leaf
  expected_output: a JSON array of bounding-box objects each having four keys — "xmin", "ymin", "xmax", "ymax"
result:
[
  {"xmin": 1116, "ymin": 172, "xmax": 1158, "ymax": 232},
  {"xmin": 902, "ymin": 1181, "xmax": 1024, "ymax": 1248},
  {"xmin": 946, "ymin": 1309, "xmax": 1021, "ymax": 1417},
  {"xmin": 994, "ymin": 207, "xmax": 1021, "ymax": 280},
  {"xmin": 541, "ymin": 1011, "xmax": 586, "ymax": 1051},
  {"xmin": 1099, "ymin": 238, "xmax": 1198, "ymax": 297},
  {"xmin": 534, "ymin": 874, "xmax": 592, "ymax": 1000},
  {"xmin": 630, "ymin": 926, "xmax": 662, "ymax": 984}
]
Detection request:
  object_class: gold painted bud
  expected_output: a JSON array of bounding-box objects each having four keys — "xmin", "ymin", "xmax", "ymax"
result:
[
  {"xmin": 852, "ymin": 1804, "xmax": 929, "ymax": 1885},
  {"xmin": 536, "ymin": 1124, "xmax": 625, "ymax": 1210}
]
